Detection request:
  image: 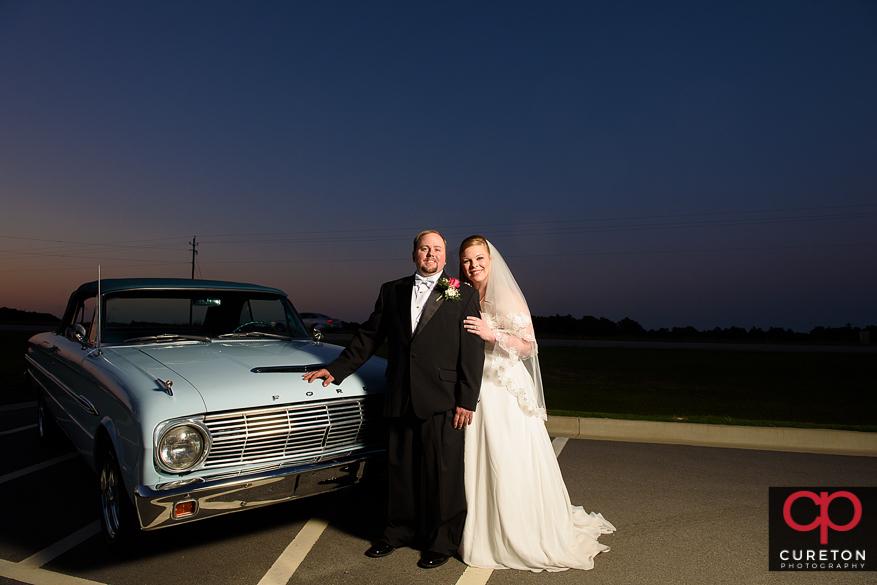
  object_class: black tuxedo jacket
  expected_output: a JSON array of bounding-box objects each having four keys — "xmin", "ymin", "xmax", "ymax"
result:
[{"xmin": 326, "ymin": 272, "xmax": 484, "ymax": 419}]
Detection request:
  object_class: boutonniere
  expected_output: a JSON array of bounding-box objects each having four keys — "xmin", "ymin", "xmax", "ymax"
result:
[{"xmin": 437, "ymin": 277, "xmax": 461, "ymax": 301}]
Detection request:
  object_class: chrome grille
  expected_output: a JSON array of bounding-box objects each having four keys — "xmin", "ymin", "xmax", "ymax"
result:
[{"xmin": 202, "ymin": 397, "xmax": 384, "ymax": 469}]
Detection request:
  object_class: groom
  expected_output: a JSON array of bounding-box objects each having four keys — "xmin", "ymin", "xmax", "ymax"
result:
[{"xmin": 303, "ymin": 230, "xmax": 484, "ymax": 569}]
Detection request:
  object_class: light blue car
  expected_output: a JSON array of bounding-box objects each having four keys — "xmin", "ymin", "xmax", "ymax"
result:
[{"xmin": 25, "ymin": 278, "xmax": 387, "ymax": 552}]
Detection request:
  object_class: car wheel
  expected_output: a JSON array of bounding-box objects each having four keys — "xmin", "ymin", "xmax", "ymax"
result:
[
  {"xmin": 98, "ymin": 442, "xmax": 140, "ymax": 553},
  {"xmin": 36, "ymin": 391, "xmax": 60, "ymax": 447}
]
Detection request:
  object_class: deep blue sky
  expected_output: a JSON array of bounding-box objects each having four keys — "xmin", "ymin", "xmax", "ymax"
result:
[{"xmin": 1, "ymin": 1, "xmax": 875, "ymax": 332}]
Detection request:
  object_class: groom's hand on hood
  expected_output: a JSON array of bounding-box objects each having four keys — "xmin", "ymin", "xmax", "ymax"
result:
[{"xmin": 302, "ymin": 368, "xmax": 335, "ymax": 387}]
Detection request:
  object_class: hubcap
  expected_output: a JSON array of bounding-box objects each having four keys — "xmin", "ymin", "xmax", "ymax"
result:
[{"xmin": 100, "ymin": 456, "xmax": 121, "ymax": 540}]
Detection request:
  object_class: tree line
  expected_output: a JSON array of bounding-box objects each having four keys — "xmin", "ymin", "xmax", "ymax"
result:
[
  {"xmin": 0, "ymin": 307, "xmax": 60, "ymax": 325},
  {"xmin": 531, "ymin": 314, "xmax": 875, "ymax": 345},
  {"xmin": 3, "ymin": 306, "xmax": 873, "ymax": 345}
]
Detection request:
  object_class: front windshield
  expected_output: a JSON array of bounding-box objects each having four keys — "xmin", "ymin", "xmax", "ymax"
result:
[{"xmin": 102, "ymin": 291, "xmax": 310, "ymax": 343}]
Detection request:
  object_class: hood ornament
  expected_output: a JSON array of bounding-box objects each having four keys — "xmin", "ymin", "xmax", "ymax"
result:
[{"xmin": 157, "ymin": 379, "xmax": 173, "ymax": 396}]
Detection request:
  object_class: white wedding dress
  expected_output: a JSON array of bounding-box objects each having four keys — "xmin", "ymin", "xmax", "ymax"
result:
[{"xmin": 459, "ymin": 243, "xmax": 615, "ymax": 572}]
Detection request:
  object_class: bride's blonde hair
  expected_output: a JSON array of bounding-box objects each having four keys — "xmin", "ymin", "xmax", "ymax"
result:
[{"xmin": 458, "ymin": 235, "xmax": 490, "ymax": 282}]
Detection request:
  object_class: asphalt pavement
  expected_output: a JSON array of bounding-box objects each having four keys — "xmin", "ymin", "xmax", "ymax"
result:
[{"xmin": 1, "ymin": 401, "xmax": 874, "ymax": 585}]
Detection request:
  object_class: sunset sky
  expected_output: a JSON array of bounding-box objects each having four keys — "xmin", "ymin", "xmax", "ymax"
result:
[{"xmin": 1, "ymin": 1, "xmax": 875, "ymax": 332}]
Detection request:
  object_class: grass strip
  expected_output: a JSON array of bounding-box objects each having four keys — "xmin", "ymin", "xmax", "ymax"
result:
[{"xmin": 539, "ymin": 346, "xmax": 875, "ymax": 429}]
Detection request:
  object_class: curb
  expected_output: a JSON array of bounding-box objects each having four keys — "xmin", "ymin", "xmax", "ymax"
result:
[{"xmin": 546, "ymin": 416, "xmax": 877, "ymax": 457}]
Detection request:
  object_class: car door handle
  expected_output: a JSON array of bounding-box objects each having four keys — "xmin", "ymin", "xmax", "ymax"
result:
[{"xmin": 42, "ymin": 343, "xmax": 59, "ymax": 353}]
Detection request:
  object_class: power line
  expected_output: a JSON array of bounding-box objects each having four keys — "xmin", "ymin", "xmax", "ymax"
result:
[
  {"xmin": 0, "ymin": 261, "xmax": 191, "ymax": 273},
  {"xmin": 0, "ymin": 203, "xmax": 874, "ymax": 274},
  {"xmin": 192, "ymin": 203, "xmax": 877, "ymax": 239},
  {"xmin": 0, "ymin": 241, "xmax": 874, "ymax": 274},
  {"xmin": 2, "ymin": 203, "xmax": 875, "ymax": 255},
  {"xmin": 191, "ymin": 211, "xmax": 877, "ymax": 246}
]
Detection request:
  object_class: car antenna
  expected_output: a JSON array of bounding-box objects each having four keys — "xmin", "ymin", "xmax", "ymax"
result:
[{"xmin": 96, "ymin": 265, "xmax": 102, "ymax": 356}]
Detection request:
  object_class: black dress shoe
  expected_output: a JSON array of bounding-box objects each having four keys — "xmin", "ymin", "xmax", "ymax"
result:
[
  {"xmin": 365, "ymin": 542, "xmax": 396, "ymax": 558},
  {"xmin": 417, "ymin": 551, "xmax": 450, "ymax": 569}
]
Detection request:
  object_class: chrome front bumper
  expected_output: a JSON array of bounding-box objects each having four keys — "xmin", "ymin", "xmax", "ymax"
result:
[{"xmin": 134, "ymin": 451, "xmax": 386, "ymax": 531}]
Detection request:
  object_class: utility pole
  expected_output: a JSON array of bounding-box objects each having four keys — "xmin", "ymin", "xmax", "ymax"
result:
[
  {"xmin": 190, "ymin": 236, "xmax": 198, "ymax": 279},
  {"xmin": 189, "ymin": 236, "xmax": 198, "ymax": 325}
]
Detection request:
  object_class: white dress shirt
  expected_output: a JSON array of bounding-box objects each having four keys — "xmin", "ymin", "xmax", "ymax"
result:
[{"xmin": 411, "ymin": 272, "xmax": 442, "ymax": 333}]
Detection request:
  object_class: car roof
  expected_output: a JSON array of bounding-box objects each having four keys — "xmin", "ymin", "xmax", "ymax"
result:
[
  {"xmin": 58, "ymin": 278, "xmax": 289, "ymax": 332},
  {"xmin": 73, "ymin": 278, "xmax": 287, "ymax": 297}
]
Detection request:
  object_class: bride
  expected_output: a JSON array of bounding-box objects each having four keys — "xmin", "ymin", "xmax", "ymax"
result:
[{"xmin": 458, "ymin": 235, "xmax": 615, "ymax": 571}]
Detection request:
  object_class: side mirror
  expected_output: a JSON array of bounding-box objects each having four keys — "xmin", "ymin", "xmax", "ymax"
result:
[{"xmin": 66, "ymin": 323, "xmax": 87, "ymax": 343}]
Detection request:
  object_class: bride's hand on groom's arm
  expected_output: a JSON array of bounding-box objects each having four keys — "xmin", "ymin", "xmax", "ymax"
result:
[
  {"xmin": 463, "ymin": 316, "xmax": 495, "ymax": 344},
  {"xmin": 302, "ymin": 369, "xmax": 335, "ymax": 387}
]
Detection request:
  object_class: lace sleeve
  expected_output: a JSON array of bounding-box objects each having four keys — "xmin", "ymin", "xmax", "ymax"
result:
[{"xmin": 488, "ymin": 312, "xmax": 534, "ymax": 359}]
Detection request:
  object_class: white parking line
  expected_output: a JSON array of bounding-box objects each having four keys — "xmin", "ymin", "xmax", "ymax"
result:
[
  {"xmin": 257, "ymin": 517, "xmax": 330, "ymax": 585},
  {"xmin": 0, "ymin": 558, "xmax": 107, "ymax": 585},
  {"xmin": 0, "ymin": 424, "xmax": 37, "ymax": 436},
  {"xmin": 254, "ymin": 436, "xmax": 569, "ymax": 585},
  {"xmin": 552, "ymin": 436, "xmax": 569, "ymax": 457},
  {"xmin": 455, "ymin": 566, "xmax": 493, "ymax": 585},
  {"xmin": 21, "ymin": 522, "xmax": 101, "ymax": 568},
  {"xmin": 0, "ymin": 401, "xmax": 37, "ymax": 412},
  {"xmin": 0, "ymin": 453, "xmax": 78, "ymax": 486}
]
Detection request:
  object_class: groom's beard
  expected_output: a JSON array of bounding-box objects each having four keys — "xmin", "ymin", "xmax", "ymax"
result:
[{"xmin": 418, "ymin": 261, "xmax": 443, "ymax": 276}]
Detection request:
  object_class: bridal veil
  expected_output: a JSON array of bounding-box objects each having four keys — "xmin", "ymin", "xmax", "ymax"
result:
[{"xmin": 480, "ymin": 241, "xmax": 547, "ymax": 420}]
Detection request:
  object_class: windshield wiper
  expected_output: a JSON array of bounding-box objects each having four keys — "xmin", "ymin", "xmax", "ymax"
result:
[
  {"xmin": 218, "ymin": 331, "xmax": 292, "ymax": 340},
  {"xmin": 123, "ymin": 334, "xmax": 212, "ymax": 344}
]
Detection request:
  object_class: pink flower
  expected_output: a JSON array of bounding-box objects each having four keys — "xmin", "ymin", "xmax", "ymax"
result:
[{"xmin": 437, "ymin": 277, "xmax": 462, "ymax": 301}]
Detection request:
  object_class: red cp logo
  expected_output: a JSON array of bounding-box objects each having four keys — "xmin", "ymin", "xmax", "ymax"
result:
[{"xmin": 783, "ymin": 491, "xmax": 862, "ymax": 544}]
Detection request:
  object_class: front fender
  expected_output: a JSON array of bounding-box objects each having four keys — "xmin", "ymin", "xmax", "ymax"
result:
[
  {"xmin": 93, "ymin": 416, "xmax": 123, "ymax": 472},
  {"xmin": 92, "ymin": 415, "xmax": 146, "ymax": 507},
  {"xmin": 80, "ymin": 363, "xmax": 148, "ymax": 504},
  {"xmin": 82, "ymin": 348, "xmax": 208, "ymax": 495}
]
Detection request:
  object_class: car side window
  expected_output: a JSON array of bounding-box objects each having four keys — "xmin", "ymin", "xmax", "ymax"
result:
[
  {"xmin": 238, "ymin": 300, "xmax": 254, "ymax": 326},
  {"xmin": 74, "ymin": 297, "xmax": 96, "ymax": 343},
  {"xmin": 87, "ymin": 300, "xmax": 100, "ymax": 345}
]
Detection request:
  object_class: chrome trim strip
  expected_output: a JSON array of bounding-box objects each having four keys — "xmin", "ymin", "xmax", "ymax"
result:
[
  {"xmin": 25, "ymin": 355, "xmax": 99, "ymax": 416},
  {"xmin": 134, "ymin": 450, "xmax": 386, "ymax": 530},
  {"xmin": 26, "ymin": 368, "xmax": 50, "ymax": 398},
  {"xmin": 76, "ymin": 394, "xmax": 98, "ymax": 417},
  {"xmin": 250, "ymin": 364, "xmax": 328, "ymax": 373}
]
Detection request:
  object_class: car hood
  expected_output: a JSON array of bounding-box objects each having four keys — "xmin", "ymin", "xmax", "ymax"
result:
[{"xmin": 134, "ymin": 340, "xmax": 384, "ymax": 413}]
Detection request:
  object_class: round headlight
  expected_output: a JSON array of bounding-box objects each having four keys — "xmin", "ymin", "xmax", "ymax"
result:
[{"xmin": 158, "ymin": 425, "xmax": 206, "ymax": 471}]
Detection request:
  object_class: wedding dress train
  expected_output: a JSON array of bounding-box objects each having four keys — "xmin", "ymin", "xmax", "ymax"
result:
[{"xmin": 461, "ymin": 348, "xmax": 615, "ymax": 571}]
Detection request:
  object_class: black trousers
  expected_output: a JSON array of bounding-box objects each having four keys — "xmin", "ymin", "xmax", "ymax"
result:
[{"xmin": 382, "ymin": 407, "xmax": 467, "ymax": 555}]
